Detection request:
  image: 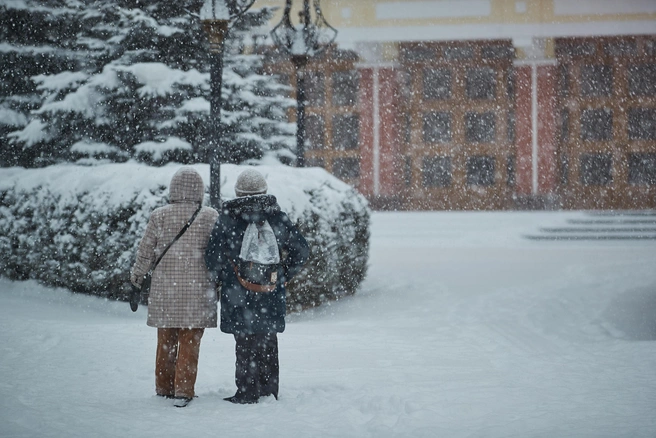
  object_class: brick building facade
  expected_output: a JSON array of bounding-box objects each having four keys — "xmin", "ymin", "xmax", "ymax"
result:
[{"xmin": 257, "ymin": 0, "xmax": 656, "ymax": 210}]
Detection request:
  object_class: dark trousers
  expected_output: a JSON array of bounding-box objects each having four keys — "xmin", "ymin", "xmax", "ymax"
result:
[{"xmin": 233, "ymin": 333, "xmax": 279, "ymax": 400}]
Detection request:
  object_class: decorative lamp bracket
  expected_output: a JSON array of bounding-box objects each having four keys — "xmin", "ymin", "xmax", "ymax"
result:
[{"xmin": 270, "ymin": 0, "xmax": 338, "ymax": 59}]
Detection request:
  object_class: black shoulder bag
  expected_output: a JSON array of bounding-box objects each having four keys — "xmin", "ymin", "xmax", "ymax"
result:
[{"xmin": 130, "ymin": 205, "xmax": 202, "ymax": 312}]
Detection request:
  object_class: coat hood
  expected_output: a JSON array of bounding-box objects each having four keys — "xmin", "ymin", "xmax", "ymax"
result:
[
  {"xmin": 169, "ymin": 167, "xmax": 204, "ymax": 204},
  {"xmin": 223, "ymin": 194, "xmax": 280, "ymax": 222}
]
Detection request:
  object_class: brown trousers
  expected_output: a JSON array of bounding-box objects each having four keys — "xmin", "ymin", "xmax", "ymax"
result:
[{"xmin": 156, "ymin": 328, "xmax": 204, "ymax": 398}]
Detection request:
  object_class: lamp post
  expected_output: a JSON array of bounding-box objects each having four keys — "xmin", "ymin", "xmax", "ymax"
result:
[
  {"xmin": 200, "ymin": 0, "xmax": 255, "ymax": 209},
  {"xmin": 270, "ymin": 0, "xmax": 337, "ymax": 167}
]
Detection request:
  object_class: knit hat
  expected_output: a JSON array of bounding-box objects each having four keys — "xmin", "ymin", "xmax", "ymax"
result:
[{"xmin": 235, "ymin": 168, "xmax": 268, "ymax": 197}]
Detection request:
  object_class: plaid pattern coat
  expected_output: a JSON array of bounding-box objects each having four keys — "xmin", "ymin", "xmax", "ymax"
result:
[{"xmin": 131, "ymin": 168, "xmax": 219, "ymax": 328}]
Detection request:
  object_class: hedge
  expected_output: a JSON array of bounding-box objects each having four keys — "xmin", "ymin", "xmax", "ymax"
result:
[{"xmin": 0, "ymin": 162, "xmax": 370, "ymax": 311}]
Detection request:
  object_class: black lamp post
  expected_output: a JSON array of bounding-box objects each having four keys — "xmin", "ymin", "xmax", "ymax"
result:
[
  {"xmin": 270, "ymin": 0, "xmax": 337, "ymax": 167},
  {"xmin": 200, "ymin": 0, "xmax": 255, "ymax": 209}
]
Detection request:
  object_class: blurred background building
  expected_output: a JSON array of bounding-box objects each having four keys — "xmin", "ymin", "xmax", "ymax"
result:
[{"xmin": 256, "ymin": 0, "xmax": 656, "ymax": 210}]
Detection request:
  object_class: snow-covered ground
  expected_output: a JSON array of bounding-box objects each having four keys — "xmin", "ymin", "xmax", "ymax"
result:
[{"xmin": 2, "ymin": 211, "xmax": 656, "ymax": 438}]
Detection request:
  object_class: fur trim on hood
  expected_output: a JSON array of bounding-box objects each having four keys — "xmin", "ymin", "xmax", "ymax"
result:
[{"xmin": 223, "ymin": 194, "xmax": 280, "ymax": 222}]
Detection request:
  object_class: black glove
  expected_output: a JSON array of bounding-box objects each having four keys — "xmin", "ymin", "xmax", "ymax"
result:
[{"xmin": 129, "ymin": 283, "xmax": 140, "ymax": 312}]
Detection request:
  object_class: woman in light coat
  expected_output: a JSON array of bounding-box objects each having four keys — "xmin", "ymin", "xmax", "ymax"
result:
[{"xmin": 131, "ymin": 167, "xmax": 218, "ymax": 407}]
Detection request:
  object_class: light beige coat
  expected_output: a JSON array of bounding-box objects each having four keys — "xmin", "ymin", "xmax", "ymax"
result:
[{"xmin": 131, "ymin": 167, "xmax": 219, "ymax": 328}]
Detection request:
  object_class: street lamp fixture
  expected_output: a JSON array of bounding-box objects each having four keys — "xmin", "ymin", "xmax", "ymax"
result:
[
  {"xmin": 270, "ymin": 0, "xmax": 337, "ymax": 167},
  {"xmin": 200, "ymin": 0, "xmax": 255, "ymax": 209}
]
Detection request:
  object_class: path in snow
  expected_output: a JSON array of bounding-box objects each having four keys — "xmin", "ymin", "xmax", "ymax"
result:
[{"xmin": 1, "ymin": 211, "xmax": 656, "ymax": 438}]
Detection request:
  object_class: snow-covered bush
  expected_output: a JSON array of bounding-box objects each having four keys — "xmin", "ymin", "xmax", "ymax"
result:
[{"xmin": 0, "ymin": 162, "xmax": 370, "ymax": 310}]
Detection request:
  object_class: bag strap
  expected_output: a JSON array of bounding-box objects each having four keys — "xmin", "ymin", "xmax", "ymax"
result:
[
  {"xmin": 231, "ymin": 263, "xmax": 277, "ymax": 293},
  {"xmin": 148, "ymin": 204, "xmax": 202, "ymax": 275}
]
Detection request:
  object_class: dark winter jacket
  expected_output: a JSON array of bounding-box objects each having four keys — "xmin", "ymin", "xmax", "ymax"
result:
[{"xmin": 204, "ymin": 195, "xmax": 309, "ymax": 334}]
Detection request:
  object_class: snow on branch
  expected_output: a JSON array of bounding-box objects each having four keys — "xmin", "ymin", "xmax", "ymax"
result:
[
  {"xmin": 7, "ymin": 119, "xmax": 49, "ymax": 147},
  {"xmin": 133, "ymin": 137, "xmax": 192, "ymax": 161},
  {"xmin": 0, "ymin": 107, "xmax": 28, "ymax": 127},
  {"xmin": 116, "ymin": 7, "xmax": 184, "ymax": 37},
  {"xmin": 34, "ymin": 71, "xmax": 89, "ymax": 93},
  {"xmin": 70, "ymin": 140, "xmax": 124, "ymax": 157},
  {"xmin": 115, "ymin": 63, "xmax": 208, "ymax": 97}
]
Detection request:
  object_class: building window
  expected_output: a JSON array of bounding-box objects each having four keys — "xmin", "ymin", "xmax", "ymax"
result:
[
  {"xmin": 465, "ymin": 112, "xmax": 496, "ymax": 143},
  {"xmin": 580, "ymin": 153, "xmax": 613, "ymax": 186},
  {"xmin": 628, "ymin": 108, "xmax": 656, "ymax": 140},
  {"xmin": 580, "ymin": 109, "xmax": 613, "ymax": 141},
  {"xmin": 556, "ymin": 41, "xmax": 596, "ymax": 57},
  {"xmin": 404, "ymin": 155, "xmax": 412, "ymax": 187},
  {"xmin": 466, "ymin": 67, "xmax": 496, "ymax": 100},
  {"xmin": 628, "ymin": 153, "xmax": 656, "ymax": 185},
  {"xmin": 507, "ymin": 110, "xmax": 515, "ymax": 144},
  {"xmin": 560, "ymin": 109, "xmax": 570, "ymax": 143},
  {"xmin": 422, "ymin": 111, "xmax": 452, "ymax": 143},
  {"xmin": 305, "ymin": 157, "xmax": 325, "ymax": 168},
  {"xmin": 403, "ymin": 113, "xmax": 412, "ymax": 144},
  {"xmin": 305, "ymin": 115, "xmax": 325, "ymax": 150},
  {"xmin": 332, "ymin": 70, "xmax": 358, "ymax": 107},
  {"xmin": 506, "ymin": 67, "xmax": 515, "ymax": 100},
  {"xmin": 332, "ymin": 157, "xmax": 360, "ymax": 179},
  {"xmin": 422, "ymin": 156, "xmax": 452, "ymax": 187},
  {"xmin": 604, "ymin": 40, "xmax": 637, "ymax": 57},
  {"xmin": 559, "ymin": 153, "xmax": 569, "ymax": 186},
  {"xmin": 580, "ymin": 65, "xmax": 613, "ymax": 97},
  {"xmin": 481, "ymin": 45, "xmax": 514, "ymax": 59},
  {"xmin": 628, "ymin": 64, "xmax": 656, "ymax": 97},
  {"xmin": 443, "ymin": 45, "xmax": 474, "ymax": 60},
  {"xmin": 467, "ymin": 156, "xmax": 496, "ymax": 186},
  {"xmin": 423, "ymin": 68, "xmax": 451, "ymax": 100},
  {"xmin": 559, "ymin": 65, "xmax": 570, "ymax": 97},
  {"xmin": 506, "ymin": 155, "xmax": 516, "ymax": 187},
  {"xmin": 401, "ymin": 45, "xmax": 437, "ymax": 62},
  {"xmin": 397, "ymin": 70, "xmax": 412, "ymax": 100},
  {"xmin": 305, "ymin": 71, "xmax": 325, "ymax": 106},
  {"xmin": 646, "ymin": 40, "xmax": 656, "ymax": 57},
  {"xmin": 332, "ymin": 114, "xmax": 359, "ymax": 150}
]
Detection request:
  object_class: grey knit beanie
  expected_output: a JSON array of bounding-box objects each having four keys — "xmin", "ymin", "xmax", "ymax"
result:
[{"xmin": 235, "ymin": 168, "xmax": 268, "ymax": 197}]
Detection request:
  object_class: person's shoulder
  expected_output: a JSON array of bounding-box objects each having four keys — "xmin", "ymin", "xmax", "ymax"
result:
[
  {"xmin": 200, "ymin": 206, "xmax": 219, "ymax": 220},
  {"xmin": 270, "ymin": 209, "xmax": 294, "ymax": 227},
  {"xmin": 150, "ymin": 205, "xmax": 169, "ymax": 220},
  {"xmin": 216, "ymin": 207, "xmax": 238, "ymax": 228}
]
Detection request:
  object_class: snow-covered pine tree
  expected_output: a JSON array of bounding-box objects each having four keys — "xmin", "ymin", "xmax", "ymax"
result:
[
  {"xmin": 7, "ymin": 0, "xmax": 295, "ymax": 166},
  {"xmin": 216, "ymin": 8, "xmax": 297, "ymax": 164},
  {"xmin": 0, "ymin": 0, "xmax": 83, "ymax": 166}
]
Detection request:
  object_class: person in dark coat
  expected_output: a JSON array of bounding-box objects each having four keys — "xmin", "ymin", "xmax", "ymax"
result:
[{"xmin": 205, "ymin": 168, "xmax": 309, "ymax": 404}]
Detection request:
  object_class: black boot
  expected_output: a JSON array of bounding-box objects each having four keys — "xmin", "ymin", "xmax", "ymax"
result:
[{"xmin": 224, "ymin": 392, "xmax": 258, "ymax": 404}]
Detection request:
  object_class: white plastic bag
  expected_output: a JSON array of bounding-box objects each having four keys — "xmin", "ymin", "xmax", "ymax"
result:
[{"xmin": 239, "ymin": 220, "xmax": 280, "ymax": 265}]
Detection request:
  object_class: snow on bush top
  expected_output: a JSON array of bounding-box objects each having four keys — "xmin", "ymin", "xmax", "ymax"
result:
[{"xmin": 0, "ymin": 161, "xmax": 361, "ymax": 220}]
